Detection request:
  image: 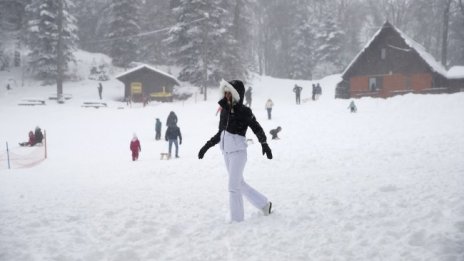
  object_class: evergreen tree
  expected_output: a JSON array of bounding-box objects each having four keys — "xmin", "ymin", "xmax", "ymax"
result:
[
  {"xmin": 449, "ymin": 1, "xmax": 464, "ymax": 65},
  {"xmin": 229, "ymin": 0, "xmax": 252, "ymax": 77},
  {"xmin": 168, "ymin": 0, "xmax": 244, "ymax": 87},
  {"xmin": 137, "ymin": 0, "xmax": 172, "ymax": 65},
  {"xmin": 74, "ymin": 0, "xmax": 109, "ymax": 53},
  {"xmin": 288, "ymin": 1, "xmax": 315, "ymax": 80},
  {"xmin": 313, "ymin": 12, "xmax": 345, "ymax": 78},
  {"xmin": 107, "ymin": 0, "xmax": 141, "ymax": 67},
  {"xmin": 25, "ymin": 0, "xmax": 78, "ymax": 82}
]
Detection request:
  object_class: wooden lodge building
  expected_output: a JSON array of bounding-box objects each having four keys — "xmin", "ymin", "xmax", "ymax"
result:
[
  {"xmin": 336, "ymin": 21, "xmax": 464, "ymax": 99},
  {"xmin": 116, "ymin": 64, "xmax": 179, "ymax": 102}
]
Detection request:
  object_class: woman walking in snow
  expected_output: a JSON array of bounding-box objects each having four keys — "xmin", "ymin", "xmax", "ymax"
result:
[
  {"xmin": 130, "ymin": 134, "xmax": 141, "ymax": 161},
  {"xmin": 198, "ymin": 79, "xmax": 273, "ymax": 222}
]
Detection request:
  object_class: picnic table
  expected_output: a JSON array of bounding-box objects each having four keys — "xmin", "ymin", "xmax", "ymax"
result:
[
  {"xmin": 18, "ymin": 98, "xmax": 46, "ymax": 106},
  {"xmin": 81, "ymin": 101, "xmax": 108, "ymax": 108},
  {"xmin": 48, "ymin": 93, "xmax": 73, "ymax": 100}
]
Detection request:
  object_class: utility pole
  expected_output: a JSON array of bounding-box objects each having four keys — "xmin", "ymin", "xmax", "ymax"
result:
[{"xmin": 56, "ymin": 0, "xmax": 64, "ymax": 103}]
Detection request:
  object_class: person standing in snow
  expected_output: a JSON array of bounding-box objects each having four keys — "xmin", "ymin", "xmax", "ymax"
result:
[
  {"xmin": 155, "ymin": 118, "xmax": 162, "ymax": 140},
  {"xmin": 130, "ymin": 134, "xmax": 141, "ymax": 161},
  {"xmin": 198, "ymin": 79, "xmax": 273, "ymax": 223},
  {"xmin": 165, "ymin": 124, "xmax": 182, "ymax": 158},
  {"xmin": 19, "ymin": 130, "xmax": 36, "ymax": 146},
  {"xmin": 316, "ymin": 83, "xmax": 322, "ymax": 99},
  {"xmin": 348, "ymin": 100, "xmax": 357, "ymax": 113},
  {"xmin": 34, "ymin": 126, "xmax": 44, "ymax": 144},
  {"xmin": 166, "ymin": 111, "xmax": 178, "ymax": 128},
  {"xmin": 311, "ymin": 84, "xmax": 317, "ymax": 101},
  {"xmin": 265, "ymin": 98, "xmax": 274, "ymax": 120},
  {"xmin": 98, "ymin": 82, "xmax": 103, "ymax": 100},
  {"xmin": 244, "ymin": 86, "xmax": 252, "ymax": 107},
  {"xmin": 293, "ymin": 84, "xmax": 303, "ymax": 104}
]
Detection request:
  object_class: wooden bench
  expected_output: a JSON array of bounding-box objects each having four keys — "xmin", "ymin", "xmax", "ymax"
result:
[
  {"xmin": 18, "ymin": 98, "xmax": 46, "ymax": 106},
  {"xmin": 81, "ymin": 102, "xmax": 108, "ymax": 108},
  {"xmin": 49, "ymin": 94, "xmax": 73, "ymax": 100}
]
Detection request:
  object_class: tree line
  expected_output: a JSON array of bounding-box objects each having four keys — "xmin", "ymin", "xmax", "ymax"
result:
[{"xmin": 0, "ymin": 0, "xmax": 463, "ymax": 87}]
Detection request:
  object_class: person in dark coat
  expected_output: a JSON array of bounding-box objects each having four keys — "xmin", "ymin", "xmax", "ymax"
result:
[
  {"xmin": 198, "ymin": 79, "xmax": 273, "ymax": 222},
  {"xmin": 165, "ymin": 125, "xmax": 182, "ymax": 158},
  {"xmin": 312, "ymin": 84, "xmax": 317, "ymax": 101},
  {"xmin": 166, "ymin": 111, "xmax": 178, "ymax": 128},
  {"xmin": 19, "ymin": 131, "xmax": 36, "ymax": 146},
  {"xmin": 130, "ymin": 134, "xmax": 141, "ymax": 161},
  {"xmin": 155, "ymin": 118, "xmax": 162, "ymax": 140},
  {"xmin": 244, "ymin": 86, "xmax": 252, "ymax": 107},
  {"xmin": 269, "ymin": 126, "xmax": 282, "ymax": 140},
  {"xmin": 98, "ymin": 82, "xmax": 103, "ymax": 100},
  {"xmin": 34, "ymin": 126, "xmax": 44, "ymax": 144},
  {"xmin": 316, "ymin": 83, "xmax": 322, "ymax": 99},
  {"xmin": 293, "ymin": 84, "xmax": 303, "ymax": 104}
]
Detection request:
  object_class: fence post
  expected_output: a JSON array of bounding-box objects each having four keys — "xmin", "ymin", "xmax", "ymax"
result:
[{"xmin": 6, "ymin": 142, "xmax": 10, "ymax": 169}]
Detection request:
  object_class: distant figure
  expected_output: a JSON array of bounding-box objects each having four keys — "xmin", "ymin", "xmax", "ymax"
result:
[
  {"xmin": 155, "ymin": 118, "xmax": 162, "ymax": 140},
  {"xmin": 166, "ymin": 111, "xmax": 178, "ymax": 127},
  {"xmin": 348, "ymin": 100, "xmax": 357, "ymax": 113},
  {"xmin": 311, "ymin": 84, "xmax": 316, "ymax": 101},
  {"xmin": 34, "ymin": 126, "xmax": 44, "ymax": 144},
  {"xmin": 143, "ymin": 94, "xmax": 150, "ymax": 107},
  {"xmin": 269, "ymin": 126, "xmax": 282, "ymax": 140},
  {"xmin": 165, "ymin": 125, "xmax": 182, "ymax": 158},
  {"xmin": 244, "ymin": 86, "xmax": 252, "ymax": 107},
  {"xmin": 316, "ymin": 83, "xmax": 322, "ymax": 99},
  {"xmin": 293, "ymin": 84, "xmax": 303, "ymax": 104},
  {"xmin": 265, "ymin": 98, "xmax": 274, "ymax": 120},
  {"xmin": 19, "ymin": 131, "xmax": 36, "ymax": 146},
  {"xmin": 6, "ymin": 83, "xmax": 11, "ymax": 90},
  {"xmin": 98, "ymin": 82, "xmax": 103, "ymax": 100},
  {"xmin": 130, "ymin": 134, "xmax": 141, "ymax": 161}
]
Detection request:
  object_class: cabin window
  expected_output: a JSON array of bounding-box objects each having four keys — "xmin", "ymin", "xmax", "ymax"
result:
[
  {"xmin": 369, "ymin": 77, "xmax": 378, "ymax": 91},
  {"xmin": 381, "ymin": 48, "xmax": 386, "ymax": 59}
]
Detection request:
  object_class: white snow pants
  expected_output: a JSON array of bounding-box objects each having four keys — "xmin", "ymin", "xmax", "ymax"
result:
[{"xmin": 223, "ymin": 150, "xmax": 268, "ymax": 222}]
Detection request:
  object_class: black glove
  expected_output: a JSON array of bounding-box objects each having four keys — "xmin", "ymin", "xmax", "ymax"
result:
[
  {"xmin": 261, "ymin": 142, "xmax": 273, "ymax": 159},
  {"xmin": 198, "ymin": 142, "xmax": 212, "ymax": 159},
  {"xmin": 179, "ymin": 140, "xmax": 182, "ymax": 145}
]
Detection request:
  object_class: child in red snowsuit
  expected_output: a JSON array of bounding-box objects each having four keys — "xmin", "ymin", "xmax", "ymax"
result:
[
  {"xmin": 130, "ymin": 134, "xmax": 141, "ymax": 161},
  {"xmin": 19, "ymin": 131, "xmax": 36, "ymax": 146}
]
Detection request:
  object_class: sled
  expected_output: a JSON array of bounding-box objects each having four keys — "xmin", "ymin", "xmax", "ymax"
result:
[{"xmin": 160, "ymin": 153, "xmax": 170, "ymax": 160}]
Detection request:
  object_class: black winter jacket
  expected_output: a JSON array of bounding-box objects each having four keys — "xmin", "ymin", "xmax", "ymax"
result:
[
  {"xmin": 205, "ymin": 97, "xmax": 267, "ymax": 147},
  {"xmin": 165, "ymin": 125, "xmax": 182, "ymax": 142}
]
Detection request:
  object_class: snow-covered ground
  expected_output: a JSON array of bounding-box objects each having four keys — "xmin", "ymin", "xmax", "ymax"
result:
[{"xmin": 0, "ymin": 54, "xmax": 464, "ymax": 260}]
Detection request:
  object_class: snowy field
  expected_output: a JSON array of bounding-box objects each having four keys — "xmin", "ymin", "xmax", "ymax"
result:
[{"xmin": 1, "ymin": 59, "xmax": 464, "ymax": 260}]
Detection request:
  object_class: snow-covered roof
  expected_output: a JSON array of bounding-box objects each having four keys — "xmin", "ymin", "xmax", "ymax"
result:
[
  {"xmin": 394, "ymin": 27, "xmax": 447, "ymax": 77},
  {"xmin": 115, "ymin": 64, "xmax": 179, "ymax": 85},
  {"xmin": 342, "ymin": 22, "xmax": 448, "ymax": 78},
  {"xmin": 447, "ymin": 66, "xmax": 464, "ymax": 79}
]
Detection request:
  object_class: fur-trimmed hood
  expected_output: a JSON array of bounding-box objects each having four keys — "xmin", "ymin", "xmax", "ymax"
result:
[{"xmin": 219, "ymin": 79, "xmax": 245, "ymax": 105}]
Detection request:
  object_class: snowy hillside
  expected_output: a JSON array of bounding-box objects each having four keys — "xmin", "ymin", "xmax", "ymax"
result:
[{"xmin": 0, "ymin": 52, "xmax": 463, "ymax": 261}]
